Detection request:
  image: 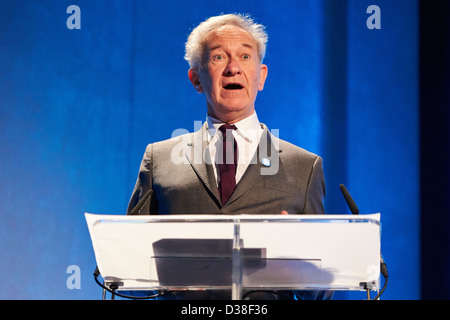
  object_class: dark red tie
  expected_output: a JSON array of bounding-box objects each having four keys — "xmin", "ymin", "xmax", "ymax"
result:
[{"xmin": 218, "ymin": 124, "xmax": 237, "ymax": 205}]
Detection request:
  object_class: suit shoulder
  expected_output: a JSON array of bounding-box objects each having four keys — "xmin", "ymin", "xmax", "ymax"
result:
[
  {"xmin": 146, "ymin": 131, "xmax": 195, "ymax": 151},
  {"xmin": 278, "ymin": 138, "xmax": 321, "ymax": 161},
  {"xmin": 262, "ymin": 123, "xmax": 320, "ymax": 161}
]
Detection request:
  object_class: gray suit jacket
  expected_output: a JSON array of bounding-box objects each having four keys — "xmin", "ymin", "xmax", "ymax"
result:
[{"xmin": 127, "ymin": 122, "xmax": 325, "ymax": 215}]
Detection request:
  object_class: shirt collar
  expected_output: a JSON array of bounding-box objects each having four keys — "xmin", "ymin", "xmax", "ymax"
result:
[{"xmin": 206, "ymin": 112, "xmax": 262, "ymax": 142}]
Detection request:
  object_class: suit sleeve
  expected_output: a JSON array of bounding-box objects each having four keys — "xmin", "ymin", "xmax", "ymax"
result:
[
  {"xmin": 126, "ymin": 144, "xmax": 155, "ymax": 215},
  {"xmin": 302, "ymin": 156, "xmax": 326, "ymax": 214}
]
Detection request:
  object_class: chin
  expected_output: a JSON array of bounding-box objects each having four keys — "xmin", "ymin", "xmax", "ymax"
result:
[
  {"xmin": 221, "ymin": 99, "xmax": 252, "ymax": 111},
  {"xmin": 220, "ymin": 104, "xmax": 249, "ymax": 114}
]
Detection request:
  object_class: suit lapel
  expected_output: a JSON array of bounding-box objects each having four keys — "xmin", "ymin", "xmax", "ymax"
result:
[
  {"xmin": 185, "ymin": 123, "xmax": 221, "ymax": 205},
  {"xmin": 225, "ymin": 124, "xmax": 282, "ymax": 207},
  {"xmin": 184, "ymin": 122, "xmax": 282, "ymax": 209}
]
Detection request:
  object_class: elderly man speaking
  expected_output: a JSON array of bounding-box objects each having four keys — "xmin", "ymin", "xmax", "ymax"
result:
[
  {"xmin": 126, "ymin": 14, "xmax": 327, "ymax": 300},
  {"xmin": 127, "ymin": 13, "xmax": 325, "ymax": 217}
]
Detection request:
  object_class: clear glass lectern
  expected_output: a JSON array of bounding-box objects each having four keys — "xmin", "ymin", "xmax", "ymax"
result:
[{"xmin": 85, "ymin": 213, "xmax": 381, "ymax": 300}]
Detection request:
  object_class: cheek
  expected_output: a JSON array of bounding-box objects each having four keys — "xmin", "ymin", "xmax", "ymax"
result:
[
  {"xmin": 198, "ymin": 76, "xmax": 212, "ymax": 96},
  {"xmin": 250, "ymin": 73, "xmax": 261, "ymax": 92},
  {"xmin": 244, "ymin": 65, "xmax": 260, "ymax": 87},
  {"xmin": 200, "ymin": 71, "xmax": 220, "ymax": 94}
]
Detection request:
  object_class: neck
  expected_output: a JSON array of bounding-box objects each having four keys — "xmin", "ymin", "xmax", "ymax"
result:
[{"xmin": 207, "ymin": 107, "xmax": 255, "ymax": 124}]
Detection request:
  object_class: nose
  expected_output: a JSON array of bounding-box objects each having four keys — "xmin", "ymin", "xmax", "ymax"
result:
[{"xmin": 223, "ymin": 58, "xmax": 242, "ymax": 76}]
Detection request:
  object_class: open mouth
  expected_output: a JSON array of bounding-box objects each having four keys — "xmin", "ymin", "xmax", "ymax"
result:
[{"xmin": 223, "ymin": 83, "xmax": 244, "ymax": 90}]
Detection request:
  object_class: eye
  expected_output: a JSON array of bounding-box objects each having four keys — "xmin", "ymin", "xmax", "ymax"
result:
[
  {"xmin": 242, "ymin": 54, "xmax": 250, "ymax": 60},
  {"xmin": 213, "ymin": 54, "xmax": 226, "ymax": 62}
]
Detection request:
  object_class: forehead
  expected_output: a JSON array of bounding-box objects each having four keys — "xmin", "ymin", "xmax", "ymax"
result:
[{"xmin": 204, "ymin": 25, "xmax": 257, "ymax": 50}]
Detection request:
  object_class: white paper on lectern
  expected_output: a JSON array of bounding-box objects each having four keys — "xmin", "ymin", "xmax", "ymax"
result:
[{"xmin": 85, "ymin": 213, "xmax": 381, "ymax": 291}]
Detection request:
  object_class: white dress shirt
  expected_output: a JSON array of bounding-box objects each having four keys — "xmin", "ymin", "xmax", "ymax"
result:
[{"xmin": 206, "ymin": 112, "xmax": 263, "ymax": 186}]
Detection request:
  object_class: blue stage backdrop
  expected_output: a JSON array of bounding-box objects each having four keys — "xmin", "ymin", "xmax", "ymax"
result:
[{"xmin": 0, "ymin": 0, "xmax": 421, "ymax": 299}]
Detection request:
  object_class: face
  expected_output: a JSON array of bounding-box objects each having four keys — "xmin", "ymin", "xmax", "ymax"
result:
[{"xmin": 188, "ymin": 25, "xmax": 268, "ymax": 123}]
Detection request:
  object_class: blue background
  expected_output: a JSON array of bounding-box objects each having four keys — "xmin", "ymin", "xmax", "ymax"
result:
[{"xmin": 0, "ymin": 0, "xmax": 448, "ymax": 299}]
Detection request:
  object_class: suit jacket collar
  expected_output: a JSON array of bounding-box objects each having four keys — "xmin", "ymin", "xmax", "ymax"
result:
[
  {"xmin": 226, "ymin": 123, "xmax": 281, "ymax": 207},
  {"xmin": 185, "ymin": 122, "xmax": 221, "ymax": 206}
]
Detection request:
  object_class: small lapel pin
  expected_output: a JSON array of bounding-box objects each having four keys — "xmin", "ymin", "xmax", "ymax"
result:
[{"xmin": 261, "ymin": 158, "xmax": 271, "ymax": 167}]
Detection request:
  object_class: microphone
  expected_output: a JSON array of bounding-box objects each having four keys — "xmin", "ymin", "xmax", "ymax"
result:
[
  {"xmin": 339, "ymin": 184, "xmax": 359, "ymax": 215},
  {"xmin": 339, "ymin": 183, "xmax": 388, "ymax": 299},
  {"xmin": 129, "ymin": 189, "xmax": 153, "ymax": 215}
]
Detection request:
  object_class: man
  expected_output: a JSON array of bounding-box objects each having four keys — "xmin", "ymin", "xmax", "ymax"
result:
[
  {"xmin": 126, "ymin": 14, "xmax": 328, "ymax": 300},
  {"xmin": 127, "ymin": 14, "xmax": 325, "ymax": 217}
]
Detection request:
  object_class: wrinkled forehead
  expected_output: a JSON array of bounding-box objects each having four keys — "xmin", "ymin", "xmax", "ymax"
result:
[{"xmin": 203, "ymin": 25, "xmax": 258, "ymax": 53}]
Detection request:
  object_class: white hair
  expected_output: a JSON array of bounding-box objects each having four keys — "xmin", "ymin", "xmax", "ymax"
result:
[{"xmin": 185, "ymin": 13, "xmax": 268, "ymax": 68}]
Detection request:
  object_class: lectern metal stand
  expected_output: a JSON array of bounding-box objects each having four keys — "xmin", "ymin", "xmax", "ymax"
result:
[
  {"xmin": 86, "ymin": 213, "xmax": 381, "ymax": 300},
  {"xmin": 231, "ymin": 222, "xmax": 242, "ymax": 300}
]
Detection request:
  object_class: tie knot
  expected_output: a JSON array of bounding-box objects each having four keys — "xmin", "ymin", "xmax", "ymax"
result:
[
  {"xmin": 218, "ymin": 124, "xmax": 237, "ymax": 133},
  {"xmin": 218, "ymin": 124, "xmax": 237, "ymax": 140}
]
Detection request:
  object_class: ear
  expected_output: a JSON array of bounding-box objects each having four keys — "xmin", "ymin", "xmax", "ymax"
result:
[
  {"xmin": 258, "ymin": 64, "xmax": 268, "ymax": 91},
  {"xmin": 188, "ymin": 68, "xmax": 203, "ymax": 93}
]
